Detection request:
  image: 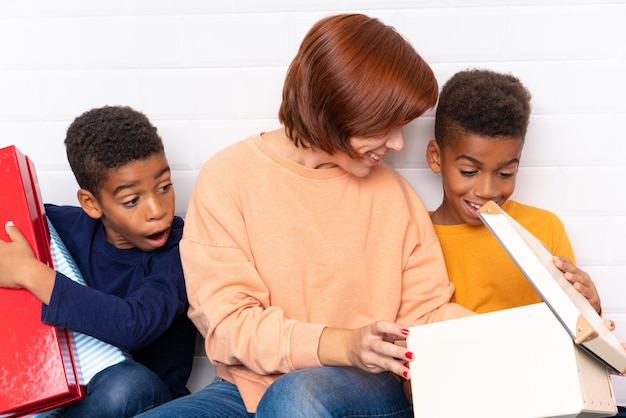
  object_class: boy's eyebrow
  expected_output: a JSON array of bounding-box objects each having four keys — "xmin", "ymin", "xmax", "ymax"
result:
[
  {"xmin": 456, "ymin": 155, "xmax": 483, "ymax": 167},
  {"xmin": 113, "ymin": 166, "xmax": 171, "ymax": 196},
  {"xmin": 456, "ymin": 155, "xmax": 520, "ymax": 167},
  {"xmin": 154, "ymin": 166, "xmax": 171, "ymax": 180}
]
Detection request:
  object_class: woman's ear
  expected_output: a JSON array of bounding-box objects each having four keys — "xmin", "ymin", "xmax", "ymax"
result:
[
  {"xmin": 426, "ymin": 140, "xmax": 442, "ymax": 173},
  {"xmin": 77, "ymin": 189, "xmax": 103, "ymax": 219}
]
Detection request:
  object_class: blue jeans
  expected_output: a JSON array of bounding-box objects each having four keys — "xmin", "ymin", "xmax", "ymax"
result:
[
  {"xmin": 62, "ymin": 360, "xmax": 172, "ymax": 417},
  {"xmin": 136, "ymin": 366, "xmax": 412, "ymax": 417}
]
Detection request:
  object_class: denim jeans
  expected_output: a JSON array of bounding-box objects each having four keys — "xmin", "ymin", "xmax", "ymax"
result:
[
  {"xmin": 62, "ymin": 360, "xmax": 172, "ymax": 417},
  {"xmin": 136, "ymin": 366, "xmax": 412, "ymax": 418}
]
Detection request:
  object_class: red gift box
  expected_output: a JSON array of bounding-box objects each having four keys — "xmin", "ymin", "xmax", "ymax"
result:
[{"xmin": 0, "ymin": 145, "xmax": 83, "ymax": 417}]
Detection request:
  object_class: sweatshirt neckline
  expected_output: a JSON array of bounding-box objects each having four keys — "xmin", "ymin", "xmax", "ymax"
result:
[{"xmin": 250, "ymin": 133, "xmax": 349, "ymax": 181}]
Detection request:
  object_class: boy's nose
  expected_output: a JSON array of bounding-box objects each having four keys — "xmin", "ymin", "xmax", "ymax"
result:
[
  {"xmin": 476, "ymin": 176, "xmax": 499, "ymax": 200},
  {"xmin": 146, "ymin": 198, "xmax": 166, "ymax": 220}
]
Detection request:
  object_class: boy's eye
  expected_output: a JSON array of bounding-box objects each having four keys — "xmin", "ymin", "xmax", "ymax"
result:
[
  {"xmin": 123, "ymin": 197, "xmax": 139, "ymax": 207},
  {"xmin": 498, "ymin": 172, "xmax": 515, "ymax": 179},
  {"xmin": 158, "ymin": 182, "xmax": 173, "ymax": 193},
  {"xmin": 460, "ymin": 170, "xmax": 477, "ymax": 177}
]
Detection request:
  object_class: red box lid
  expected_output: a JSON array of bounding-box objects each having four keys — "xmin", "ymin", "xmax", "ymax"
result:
[{"xmin": 0, "ymin": 145, "xmax": 82, "ymax": 416}]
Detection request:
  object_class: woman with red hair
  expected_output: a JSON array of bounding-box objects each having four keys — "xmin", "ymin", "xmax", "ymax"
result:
[{"xmin": 139, "ymin": 13, "xmax": 472, "ymax": 417}]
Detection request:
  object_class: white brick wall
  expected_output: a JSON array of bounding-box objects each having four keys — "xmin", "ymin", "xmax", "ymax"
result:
[{"xmin": 1, "ymin": 0, "xmax": 625, "ymax": 402}]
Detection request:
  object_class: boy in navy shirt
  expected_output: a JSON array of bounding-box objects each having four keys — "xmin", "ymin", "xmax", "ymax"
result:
[{"xmin": 0, "ymin": 106, "xmax": 197, "ymax": 417}]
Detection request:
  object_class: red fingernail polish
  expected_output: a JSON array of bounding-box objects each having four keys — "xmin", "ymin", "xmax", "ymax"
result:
[
  {"xmin": 403, "ymin": 362, "xmax": 409, "ymax": 368},
  {"xmin": 401, "ymin": 328, "xmax": 409, "ymax": 336},
  {"xmin": 405, "ymin": 351, "xmax": 413, "ymax": 360},
  {"xmin": 403, "ymin": 371, "xmax": 409, "ymax": 379}
]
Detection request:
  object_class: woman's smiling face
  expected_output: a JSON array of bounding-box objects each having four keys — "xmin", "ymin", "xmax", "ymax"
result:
[{"xmin": 334, "ymin": 126, "xmax": 405, "ymax": 178}]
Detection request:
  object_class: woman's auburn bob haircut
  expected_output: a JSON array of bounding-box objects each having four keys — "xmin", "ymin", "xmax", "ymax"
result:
[{"xmin": 279, "ymin": 13, "xmax": 438, "ymax": 157}]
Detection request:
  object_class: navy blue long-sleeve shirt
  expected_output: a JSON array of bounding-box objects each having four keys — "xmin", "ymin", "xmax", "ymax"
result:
[{"xmin": 41, "ymin": 204, "xmax": 197, "ymax": 397}]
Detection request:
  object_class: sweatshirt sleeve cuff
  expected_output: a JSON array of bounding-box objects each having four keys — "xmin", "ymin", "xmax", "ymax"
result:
[{"xmin": 289, "ymin": 321, "xmax": 326, "ymax": 370}]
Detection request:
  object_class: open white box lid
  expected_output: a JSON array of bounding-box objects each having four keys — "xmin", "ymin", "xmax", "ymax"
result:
[{"xmin": 478, "ymin": 200, "xmax": 626, "ymax": 374}]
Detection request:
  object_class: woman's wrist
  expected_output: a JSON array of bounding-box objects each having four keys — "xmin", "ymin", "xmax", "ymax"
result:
[{"xmin": 318, "ymin": 327, "xmax": 352, "ymax": 367}]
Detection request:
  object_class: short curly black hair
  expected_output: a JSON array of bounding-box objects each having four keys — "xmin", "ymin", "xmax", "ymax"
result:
[
  {"xmin": 434, "ymin": 69, "xmax": 532, "ymax": 148},
  {"xmin": 65, "ymin": 105, "xmax": 164, "ymax": 196}
]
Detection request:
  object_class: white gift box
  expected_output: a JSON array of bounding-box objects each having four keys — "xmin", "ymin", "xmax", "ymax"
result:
[
  {"xmin": 477, "ymin": 201, "xmax": 626, "ymax": 374},
  {"xmin": 407, "ymin": 201, "xmax": 625, "ymax": 418},
  {"xmin": 408, "ymin": 302, "xmax": 616, "ymax": 418}
]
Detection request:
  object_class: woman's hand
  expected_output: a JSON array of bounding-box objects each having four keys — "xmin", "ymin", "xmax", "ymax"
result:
[
  {"xmin": 318, "ymin": 320, "xmax": 412, "ymax": 380},
  {"xmin": 553, "ymin": 256, "xmax": 601, "ymax": 314}
]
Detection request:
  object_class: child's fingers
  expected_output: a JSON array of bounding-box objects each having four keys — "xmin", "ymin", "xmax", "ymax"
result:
[
  {"xmin": 553, "ymin": 255, "xmax": 575, "ymax": 273},
  {"xmin": 4, "ymin": 220, "xmax": 14, "ymax": 234},
  {"xmin": 4, "ymin": 221, "xmax": 26, "ymax": 243}
]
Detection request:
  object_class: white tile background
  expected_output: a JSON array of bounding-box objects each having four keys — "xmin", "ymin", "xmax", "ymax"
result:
[{"xmin": 1, "ymin": 0, "xmax": 625, "ymax": 403}]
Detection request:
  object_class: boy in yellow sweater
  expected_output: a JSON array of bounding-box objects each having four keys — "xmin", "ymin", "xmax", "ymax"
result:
[{"xmin": 426, "ymin": 68, "xmax": 602, "ymax": 315}]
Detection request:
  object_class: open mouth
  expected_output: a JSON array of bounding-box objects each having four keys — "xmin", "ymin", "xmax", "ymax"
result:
[
  {"xmin": 146, "ymin": 229, "xmax": 168, "ymax": 242},
  {"xmin": 466, "ymin": 201, "xmax": 482, "ymax": 210},
  {"xmin": 366, "ymin": 151, "xmax": 386, "ymax": 164},
  {"xmin": 464, "ymin": 200, "xmax": 485, "ymax": 219},
  {"xmin": 366, "ymin": 152, "xmax": 381, "ymax": 161}
]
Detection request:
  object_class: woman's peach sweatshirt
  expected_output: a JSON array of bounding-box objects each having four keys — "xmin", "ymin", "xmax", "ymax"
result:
[{"xmin": 180, "ymin": 134, "xmax": 472, "ymax": 412}]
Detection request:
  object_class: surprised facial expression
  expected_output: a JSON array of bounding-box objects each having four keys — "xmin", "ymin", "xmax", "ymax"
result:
[{"xmin": 90, "ymin": 152, "xmax": 176, "ymax": 251}]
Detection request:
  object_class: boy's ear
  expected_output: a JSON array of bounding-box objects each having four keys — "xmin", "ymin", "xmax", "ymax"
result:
[
  {"xmin": 426, "ymin": 140, "xmax": 442, "ymax": 173},
  {"xmin": 77, "ymin": 188, "xmax": 103, "ymax": 219}
]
